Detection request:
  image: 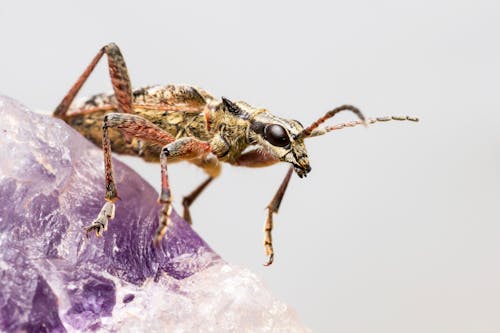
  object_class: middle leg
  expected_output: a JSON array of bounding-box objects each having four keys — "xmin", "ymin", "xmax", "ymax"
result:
[
  {"xmin": 154, "ymin": 138, "xmax": 212, "ymax": 245},
  {"xmin": 182, "ymin": 177, "xmax": 214, "ymax": 225},
  {"xmin": 182, "ymin": 154, "xmax": 222, "ymax": 225}
]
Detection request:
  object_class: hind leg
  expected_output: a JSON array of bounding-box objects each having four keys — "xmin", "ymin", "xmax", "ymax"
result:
[{"xmin": 54, "ymin": 43, "xmax": 134, "ymax": 119}]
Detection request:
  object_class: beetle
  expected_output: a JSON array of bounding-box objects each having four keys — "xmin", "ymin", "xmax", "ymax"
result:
[{"xmin": 53, "ymin": 43, "xmax": 418, "ymax": 265}]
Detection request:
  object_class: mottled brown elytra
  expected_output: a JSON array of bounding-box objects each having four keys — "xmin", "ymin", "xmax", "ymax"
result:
[{"xmin": 53, "ymin": 43, "xmax": 418, "ymax": 265}]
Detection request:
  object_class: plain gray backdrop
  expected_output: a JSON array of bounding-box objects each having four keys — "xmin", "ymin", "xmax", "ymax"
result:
[{"xmin": 1, "ymin": 1, "xmax": 499, "ymax": 332}]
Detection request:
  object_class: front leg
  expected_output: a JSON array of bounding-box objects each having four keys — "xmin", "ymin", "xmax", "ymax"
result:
[
  {"xmin": 263, "ymin": 166, "xmax": 294, "ymax": 266},
  {"xmin": 233, "ymin": 150, "xmax": 293, "ymax": 265}
]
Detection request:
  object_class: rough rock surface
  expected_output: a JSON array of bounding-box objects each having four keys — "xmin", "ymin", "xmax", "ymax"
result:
[{"xmin": 0, "ymin": 95, "xmax": 308, "ymax": 332}]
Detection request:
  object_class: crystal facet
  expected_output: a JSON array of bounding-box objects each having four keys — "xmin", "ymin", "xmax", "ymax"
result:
[{"xmin": 0, "ymin": 96, "xmax": 308, "ymax": 332}]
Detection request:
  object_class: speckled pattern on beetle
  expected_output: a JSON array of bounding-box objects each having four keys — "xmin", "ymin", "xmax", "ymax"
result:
[{"xmin": 53, "ymin": 43, "xmax": 418, "ymax": 265}]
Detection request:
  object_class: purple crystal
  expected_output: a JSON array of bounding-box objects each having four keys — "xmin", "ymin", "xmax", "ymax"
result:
[{"xmin": 0, "ymin": 96, "xmax": 308, "ymax": 332}]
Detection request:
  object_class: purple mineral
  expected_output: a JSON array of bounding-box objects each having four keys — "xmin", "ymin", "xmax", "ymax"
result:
[{"xmin": 0, "ymin": 96, "xmax": 308, "ymax": 332}]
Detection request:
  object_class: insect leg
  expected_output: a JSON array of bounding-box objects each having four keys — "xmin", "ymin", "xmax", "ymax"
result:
[
  {"xmin": 54, "ymin": 43, "xmax": 133, "ymax": 119},
  {"xmin": 154, "ymin": 138, "xmax": 212, "ymax": 246},
  {"xmin": 232, "ymin": 149, "xmax": 294, "ymax": 265},
  {"xmin": 86, "ymin": 113, "xmax": 175, "ymax": 238},
  {"xmin": 264, "ymin": 166, "xmax": 294, "ymax": 266},
  {"xmin": 182, "ymin": 154, "xmax": 222, "ymax": 225},
  {"xmin": 182, "ymin": 177, "xmax": 214, "ymax": 225}
]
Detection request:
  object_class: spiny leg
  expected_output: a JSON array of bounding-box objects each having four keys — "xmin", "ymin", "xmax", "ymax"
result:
[
  {"xmin": 264, "ymin": 166, "xmax": 294, "ymax": 266},
  {"xmin": 154, "ymin": 138, "xmax": 212, "ymax": 246},
  {"xmin": 54, "ymin": 43, "xmax": 133, "ymax": 119},
  {"xmin": 182, "ymin": 176, "xmax": 214, "ymax": 225},
  {"xmin": 86, "ymin": 113, "xmax": 175, "ymax": 238}
]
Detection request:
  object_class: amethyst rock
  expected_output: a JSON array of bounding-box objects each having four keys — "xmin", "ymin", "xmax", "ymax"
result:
[{"xmin": 0, "ymin": 96, "xmax": 308, "ymax": 332}]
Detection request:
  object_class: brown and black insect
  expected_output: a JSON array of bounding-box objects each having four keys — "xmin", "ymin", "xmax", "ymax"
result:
[{"xmin": 53, "ymin": 43, "xmax": 418, "ymax": 265}]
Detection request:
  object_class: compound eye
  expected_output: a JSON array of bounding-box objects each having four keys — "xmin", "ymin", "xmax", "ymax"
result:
[{"xmin": 264, "ymin": 124, "xmax": 290, "ymax": 147}]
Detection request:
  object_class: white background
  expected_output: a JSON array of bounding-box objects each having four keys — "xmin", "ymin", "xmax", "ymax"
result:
[{"xmin": 1, "ymin": 1, "xmax": 499, "ymax": 331}]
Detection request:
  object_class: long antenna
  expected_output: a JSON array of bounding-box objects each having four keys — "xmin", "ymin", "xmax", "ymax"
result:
[
  {"xmin": 300, "ymin": 105, "xmax": 366, "ymax": 138},
  {"xmin": 306, "ymin": 116, "xmax": 419, "ymax": 137}
]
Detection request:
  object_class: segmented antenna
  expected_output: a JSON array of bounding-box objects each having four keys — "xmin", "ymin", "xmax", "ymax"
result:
[
  {"xmin": 307, "ymin": 116, "xmax": 419, "ymax": 137},
  {"xmin": 300, "ymin": 105, "xmax": 366, "ymax": 138}
]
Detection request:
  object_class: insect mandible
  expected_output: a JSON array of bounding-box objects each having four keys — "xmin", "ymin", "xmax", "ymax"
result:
[{"xmin": 53, "ymin": 43, "xmax": 418, "ymax": 265}]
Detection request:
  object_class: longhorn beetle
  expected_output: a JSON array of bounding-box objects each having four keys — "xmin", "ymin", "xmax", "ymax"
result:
[{"xmin": 53, "ymin": 43, "xmax": 418, "ymax": 266}]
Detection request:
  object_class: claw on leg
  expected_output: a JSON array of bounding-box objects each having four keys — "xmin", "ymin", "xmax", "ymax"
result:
[
  {"xmin": 264, "ymin": 254, "xmax": 274, "ymax": 267},
  {"xmin": 85, "ymin": 201, "xmax": 115, "ymax": 238}
]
